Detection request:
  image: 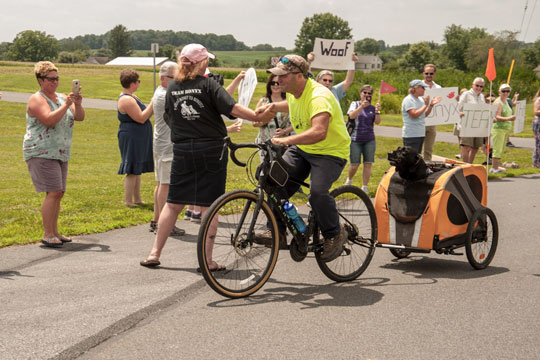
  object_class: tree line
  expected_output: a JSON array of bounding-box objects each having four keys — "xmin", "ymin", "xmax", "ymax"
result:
[{"xmin": 1, "ymin": 13, "xmax": 539, "ymax": 74}]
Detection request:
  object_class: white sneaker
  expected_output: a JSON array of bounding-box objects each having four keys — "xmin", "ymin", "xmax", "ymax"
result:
[
  {"xmin": 361, "ymin": 185, "xmax": 369, "ymax": 193},
  {"xmin": 489, "ymin": 168, "xmax": 503, "ymax": 174},
  {"xmin": 345, "ymin": 179, "xmax": 352, "ymax": 186}
]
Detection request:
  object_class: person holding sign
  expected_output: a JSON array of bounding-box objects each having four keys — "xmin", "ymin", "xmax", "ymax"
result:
[
  {"xmin": 401, "ymin": 80, "xmax": 441, "ymax": 153},
  {"xmin": 458, "ymin": 77, "xmax": 486, "ymax": 163},
  {"xmin": 344, "ymin": 85, "xmax": 381, "ymax": 193},
  {"xmin": 422, "ymin": 64, "xmax": 442, "ymax": 161},
  {"xmin": 490, "ymin": 83, "xmax": 516, "ymax": 173},
  {"xmin": 307, "ymin": 52, "xmax": 358, "ymax": 101},
  {"xmin": 532, "ymin": 88, "xmax": 540, "ymax": 168}
]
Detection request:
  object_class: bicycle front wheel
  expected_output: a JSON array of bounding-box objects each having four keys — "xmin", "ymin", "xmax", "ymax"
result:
[
  {"xmin": 197, "ymin": 190, "xmax": 280, "ymax": 298},
  {"xmin": 316, "ymin": 185, "xmax": 377, "ymax": 282}
]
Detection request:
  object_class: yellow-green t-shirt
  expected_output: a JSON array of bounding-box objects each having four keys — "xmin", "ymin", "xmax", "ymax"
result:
[{"xmin": 286, "ymin": 79, "xmax": 350, "ymax": 160}]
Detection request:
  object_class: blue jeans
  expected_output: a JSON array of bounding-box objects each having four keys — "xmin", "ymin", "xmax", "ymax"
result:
[
  {"xmin": 274, "ymin": 146, "xmax": 346, "ymax": 239},
  {"xmin": 403, "ymin": 137, "xmax": 424, "ymax": 154},
  {"xmin": 350, "ymin": 139, "xmax": 376, "ymax": 164}
]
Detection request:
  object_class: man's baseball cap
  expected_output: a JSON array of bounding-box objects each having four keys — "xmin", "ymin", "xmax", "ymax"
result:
[
  {"xmin": 409, "ymin": 79, "xmax": 429, "ymax": 88},
  {"xmin": 180, "ymin": 44, "xmax": 215, "ymax": 64},
  {"xmin": 267, "ymin": 55, "xmax": 308, "ymax": 76}
]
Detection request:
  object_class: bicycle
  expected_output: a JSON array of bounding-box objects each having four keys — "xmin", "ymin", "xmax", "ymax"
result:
[{"xmin": 197, "ymin": 137, "xmax": 377, "ymax": 298}]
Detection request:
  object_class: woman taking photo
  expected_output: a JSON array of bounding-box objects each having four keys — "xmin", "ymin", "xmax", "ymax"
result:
[
  {"xmin": 141, "ymin": 44, "xmax": 272, "ymax": 268},
  {"xmin": 344, "ymin": 84, "xmax": 381, "ymax": 193},
  {"xmin": 117, "ymin": 69, "xmax": 154, "ymax": 206},
  {"xmin": 24, "ymin": 61, "xmax": 85, "ymax": 247},
  {"xmin": 253, "ymin": 74, "xmax": 291, "ymax": 145}
]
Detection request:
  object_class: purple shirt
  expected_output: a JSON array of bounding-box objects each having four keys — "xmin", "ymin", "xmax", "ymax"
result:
[{"xmin": 347, "ymin": 102, "xmax": 376, "ymax": 142}]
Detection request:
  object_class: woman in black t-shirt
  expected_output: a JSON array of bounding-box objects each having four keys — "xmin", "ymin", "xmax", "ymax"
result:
[{"xmin": 141, "ymin": 44, "xmax": 272, "ymax": 269}]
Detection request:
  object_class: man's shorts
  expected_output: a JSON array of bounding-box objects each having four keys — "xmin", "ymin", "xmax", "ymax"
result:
[
  {"xmin": 26, "ymin": 158, "xmax": 68, "ymax": 192},
  {"xmin": 154, "ymin": 153, "xmax": 173, "ymax": 184},
  {"xmin": 460, "ymin": 137, "xmax": 484, "ymax": 148}
]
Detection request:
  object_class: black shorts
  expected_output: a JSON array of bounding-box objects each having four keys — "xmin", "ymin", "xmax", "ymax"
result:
[{"xmin": 168, "ymin": 139, "xmax": 228, "ymax": 207}]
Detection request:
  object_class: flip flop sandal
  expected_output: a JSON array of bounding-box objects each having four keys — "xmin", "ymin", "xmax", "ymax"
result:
[
  {"xmin": 140, "ymin": 259, "xmax": 161, "ymax": 267},
  {"xmin": 58, "ymin": 235, "xmax": 72, "ymax": 243},
  {"xmin": 41, "ymin": 237, "xmax": 63, "ymax": 248},
  {"xmin": 196, "ymin": 265, "xmax": 226, "ymax": 273}
]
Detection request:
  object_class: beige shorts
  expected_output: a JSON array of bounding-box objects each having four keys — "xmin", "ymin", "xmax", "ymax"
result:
[
  {"xmin": 460, "ymin": 137, "xmax": 484, "ymax": 148},
  {"xmin": 154, "ymin": 153, "xmax": 173, "ymax": 184}
]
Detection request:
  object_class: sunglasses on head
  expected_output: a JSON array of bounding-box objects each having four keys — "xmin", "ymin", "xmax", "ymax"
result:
[
  {"xmin": 279, "ymin": 56, "xmax": 304, "ymax": 74},
  {"xmin": 270, "ymin": 81, "xmax": 280, "ymax": 86}
]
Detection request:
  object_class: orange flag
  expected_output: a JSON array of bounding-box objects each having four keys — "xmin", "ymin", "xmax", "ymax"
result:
[
  {"xmin": 380, "ymin": 80, "xmax": 398, "ymax": 94},
  {"xmin": 485, "ymin": 48, "xmax": 496, "ymax": 82}
]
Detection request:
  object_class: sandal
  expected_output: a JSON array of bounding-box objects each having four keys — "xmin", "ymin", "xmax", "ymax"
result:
[
  {"xmin": 41, "ymin": 237, "xmax": 63, "ymax": 248},
  {"xmin": 140, "ymin": 258, "xmax": 160, "ymax": 267},
  {"xmin": 58, "ymin": 235, "xmax": 72, "ymax": 243}
]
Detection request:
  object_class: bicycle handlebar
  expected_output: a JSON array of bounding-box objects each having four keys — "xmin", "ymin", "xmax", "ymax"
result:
[{"xmin": 223, "ymin": 136, "xmax": 293, "ymax": 171}]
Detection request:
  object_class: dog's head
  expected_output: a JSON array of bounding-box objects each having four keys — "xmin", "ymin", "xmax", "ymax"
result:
[{"xmin": 388, "ymin": 146, "xmax": 429, "ymax": 181}]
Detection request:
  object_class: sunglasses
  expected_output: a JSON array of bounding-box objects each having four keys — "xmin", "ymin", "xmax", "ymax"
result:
[
  {"xmin": 321, "ymin": 78, "xmax": 334, "ymax": 83},
  {"xmin": 424, "ymin": 72, "xmax": 434, "ymax": 75},
  {"xmin": 474, "ymin": 84, "xmax": 484, "ymax": 88},
  {"xmin": 43, "ymin": 76, "xmax": 59, "ymax": 82},
  {"xmin": 166, "ymin": 75, "xmax": 174, "ymax": 79},
  {"xmin": 279, "ymin": 56, "xmax": 304, "ymax": 74},
  {"xmin": 362, "ymin": 91, "xmax": 373, "ymax": 95},
  {"xmin": 501, "ymin": 90, "xmax": 510, "ymax": 93},
  {"xmin": 270, "ymin": 81, "xmax": 280, "ymax": 86}
]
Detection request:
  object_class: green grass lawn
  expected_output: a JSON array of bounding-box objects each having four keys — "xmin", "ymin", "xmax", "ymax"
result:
[{"xmin": 2, "ymin": 99, "xmax": 539, "ymax": 248}]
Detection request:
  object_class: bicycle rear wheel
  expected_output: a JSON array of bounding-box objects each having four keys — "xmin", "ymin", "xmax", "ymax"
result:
[
  {"xmin": 197, "ymin": 190, "xmax": 280, "ymax": 298},
  {"xmin": 316, "ymin": 185, "xmax": 377, "ymax": 282}
]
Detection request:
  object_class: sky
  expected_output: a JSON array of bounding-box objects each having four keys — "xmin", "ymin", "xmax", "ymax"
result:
[{"xmin": 0, "ymin": 0, "xmax": 538, "ymax": 49}]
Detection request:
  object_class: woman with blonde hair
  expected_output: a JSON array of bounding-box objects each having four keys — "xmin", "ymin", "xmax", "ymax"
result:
[
  {"xmin": 141, "ymin": 44, "xmax": 273, "ymax": 268},
  {"xmin": 24, "ymin": 61, "xmax": 85, "ymax": 247}
]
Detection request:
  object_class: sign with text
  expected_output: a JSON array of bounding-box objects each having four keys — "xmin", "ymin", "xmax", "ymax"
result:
[
  {"xmin": 513, "ymin": 100, "xmax": 526, "ymax": 134},
  {"xmin": 311, "ymin": 38, "xmax": 355, "ymax": 70},
  {"xmin": 237, "ymin": 68, "xmax": 258, "ymax": 123},
  {"xmin": 459, "ymin": 103, "xmax": 497, "ymax": 137},
  {"xmin": 424, "ymin": 87, "xmax": 460, "ymax": 126}
]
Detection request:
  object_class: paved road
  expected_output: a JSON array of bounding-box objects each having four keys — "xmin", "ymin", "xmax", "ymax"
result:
[
  {"xmin": 1, "ymin": 174, "xmax": 540, "ymax": 359},
  {"xmin": 2, "ymin": 91, "xmax": 534, "ymax": 150}
]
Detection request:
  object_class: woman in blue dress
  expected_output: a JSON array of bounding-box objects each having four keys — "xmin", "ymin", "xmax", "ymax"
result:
[{"xmin": 117, "ymin": 69, "xmax": 154, "ymax": 206}]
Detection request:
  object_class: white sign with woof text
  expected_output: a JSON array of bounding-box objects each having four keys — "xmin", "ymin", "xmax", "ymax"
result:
[
  {"xmin": 459, "ymin": 103, "xmax": 498, "ymax": 137},
  {"xmin": 424, "ymin": 87, "xmax": 460, "ymax": 126},
  {"xmin": 513, "ymin": 100, "xmax": 526, "ymax": 134},
  {"xmin": 311, "ymin": 38, "xmax": 355, "ymax": 71}
]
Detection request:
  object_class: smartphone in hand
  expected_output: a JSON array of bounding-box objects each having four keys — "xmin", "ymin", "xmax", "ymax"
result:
[{"xmin": 72, "ymin": 79, "xmax": 80, "ymax": 95}]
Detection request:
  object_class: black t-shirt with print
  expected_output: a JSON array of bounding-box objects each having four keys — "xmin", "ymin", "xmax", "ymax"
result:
[{"xmin": 165, "ymin": 75, "xmax": 236, "ymax": 143}]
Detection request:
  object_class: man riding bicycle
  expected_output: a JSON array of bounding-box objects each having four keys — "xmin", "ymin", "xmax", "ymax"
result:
[{"xmin": 256, "ymin": 55, "xmax": 351, "ymax": 262}]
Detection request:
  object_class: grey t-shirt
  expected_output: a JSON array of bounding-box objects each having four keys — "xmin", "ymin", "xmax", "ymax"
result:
[{"xmin": 152, "ymin": 85, "xmax": 173, "ymax": 155}]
